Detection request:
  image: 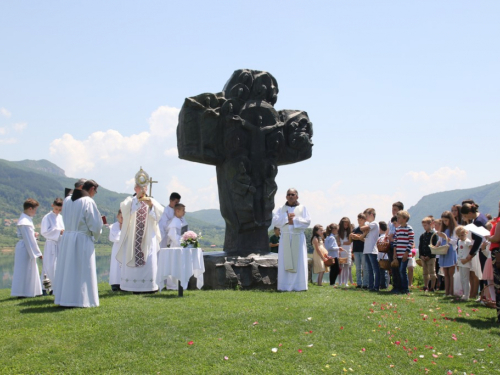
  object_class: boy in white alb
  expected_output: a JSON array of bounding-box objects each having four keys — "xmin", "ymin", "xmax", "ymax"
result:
[
  {"xmin": 40, "ymin": 198, "xmax": 65, "ymax": 294},
  {"xmin": 11, "ymin": 199, "xmax": 43, "ymax": 298},
  {"xmin": 167, "ymin": 204, "xmax": 188, "ymax": 247},
  {"xmin": 456, "ymin": 226, "xmax": 472, "ymax": 300},
  {"xmin": 158, "ymin": 192, "xmax": 181, "ymax": 248}
]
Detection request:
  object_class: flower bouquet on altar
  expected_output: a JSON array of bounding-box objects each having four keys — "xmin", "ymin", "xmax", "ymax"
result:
[{"xmin": 181, "ymin": 231, "xmax": 201, "ymax": 248}]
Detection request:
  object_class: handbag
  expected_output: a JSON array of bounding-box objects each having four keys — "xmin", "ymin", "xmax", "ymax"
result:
[
  {"xmin": 391, "ymin": 258, "xmax": 399, "ymax": 268},
  {"xmin": 324, "ymin": 257, "xmax": 335, "ymax": 267},
  {"xmin": 429, "ymin": 232, "xmax": 449, "ymax": 255},
  {"xmin": 416, "ymin": 259, "xmax": 423, "ymax": 267}
]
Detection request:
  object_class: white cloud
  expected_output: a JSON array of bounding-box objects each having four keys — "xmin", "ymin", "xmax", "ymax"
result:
[
  {"xmin": 404, "ymin": 167, "xmax": 467, "ymax": 193},
  {"xmin": 0, "ymin": 107, "xmax": 11, "ymax": 118},
  {"xmin": 0, "ymin": 138, "xmax": 18, "ymax": 144},
  {"xmin": 13, "ymin": 122, "xmax": 27, "ymax": 132},
  {"xmin": 148, "ymin": 105, "xmax": 179, "ymax": 138},
  {"xmin": 164, "ymin": 147, "xmax": 178, "ymax": 156},
  {"xmin": 0, "ymin": 127, "xmax": 7, "ymax": 135}
]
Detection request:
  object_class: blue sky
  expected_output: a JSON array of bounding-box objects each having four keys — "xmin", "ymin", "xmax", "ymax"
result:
[{"xmin": 1, "ymin": 1, "xmax": 499, "ymax": 224}]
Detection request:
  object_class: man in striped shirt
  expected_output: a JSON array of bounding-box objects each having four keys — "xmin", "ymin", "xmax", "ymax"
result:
[{"xmin": 393, "ymin": 210, "xmax": 414, "ymax": 294}]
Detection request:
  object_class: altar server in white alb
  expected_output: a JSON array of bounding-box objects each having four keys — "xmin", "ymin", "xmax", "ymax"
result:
[
  {"xmin": 54, "ymin": 180, "xmax": 103, "ymax": 307},
  {"xmin": 11, "ymin": 199, "xmax": 43, "ymax": 297},
  {"xmin": 158, "ymin": 192, "xmax": 181, "ymax": 248},
  {"xmin": 272, "ymin": 188, "xmax": 311, "ymax": 292},
  {"xmin": 167, "ymin": 204, "xmax": 188, "ymax": 247},
  {"xmin": 40, "ymin": 197, "xmax": 64, "ymax": 295},
  {"xmin": 116, "ymin": 168, "xmax": 164, "ymax": 293},
  {"xmin": 108, "ymin": 209, "xmax": 123, "ymax": 292}
]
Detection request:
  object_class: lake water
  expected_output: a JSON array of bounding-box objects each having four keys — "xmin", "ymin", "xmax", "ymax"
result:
[{"xmin": 0, "ymin": 251, "xmax": 112, "ymax": 290}]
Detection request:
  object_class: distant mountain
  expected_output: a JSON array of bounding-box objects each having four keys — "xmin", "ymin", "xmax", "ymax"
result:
[
  {"xmin": 0, "ymin": 159, "xmax": 225, "ymax": 248},
  {"xmin": 185, "ymin": 209, "xmax": 225, "ymax": 228},
  {"xmin": 408, "ymin": 181, "xmax": 500, "ymax": 241}
]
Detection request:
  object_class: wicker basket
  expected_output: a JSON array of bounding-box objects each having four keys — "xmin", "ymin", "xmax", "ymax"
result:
[
  {"xmin": 324, "ymin": 257, "xmax": 335, "ymax": 267},
  {"xmin": 338, "ymin": 257, "xmax": 348, "ymax": 265},
  {"xmin": 391, "ymin": 258, "xmax": 399, "ymax": 268},
  {"xmin": 429, "ymin": 232, "xmax": 449, "ymax": 255},
  {"xmin": 416, "ymin": 259, "xmax": 423, "ymax": 267},
  {"xmin": 379, "ymin": 259, "xmax": 391, "ymax": 270},
  {"xmin": 377, "ymin": 239, "xmax": 390, "ymax": 253}
]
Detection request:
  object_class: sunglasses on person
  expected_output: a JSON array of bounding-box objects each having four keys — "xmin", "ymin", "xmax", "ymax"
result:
[{"xmin": 287, "ymin": 193, "xmax": 296, "ymax": 196}]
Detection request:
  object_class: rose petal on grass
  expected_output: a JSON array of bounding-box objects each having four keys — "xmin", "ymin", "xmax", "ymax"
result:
[
  {"xmin": 307, "ymin": 317, "xmax": 312, "ymax": 321},
  {"xmin": 279, "ymin": 343, "xmax": 283, "ymax": 347},
  {"xmin": 309, "ymin": 330, "xmax": 313, "ymax": 333},
  {"xmin": 188, "ymin": 341, "xmax": 194, "ymax": 345},
  {"xmin": 361, "ymin": 348, "xmax": 366, "ymax": 352},
  {"xmin": 307, "ymin": 344, "xmax": 313, "ymax": 347},
  {"xmin": 253, "ymin": 321, "xmax": 258, "ymax": 326},
  {"xmin": 298, "ymin": 349, "xmax": 303, "ymax": 353},
  {"xmin": 224, "ymin": 356, "xmax": 229, "ymax": 360},
  {"xmin": 271, "ymin": 348, "xmax": 278, "ymax": 353},
  {"xmin": 477, "ymin": 349, "xmax": 484, "ymax": 351}
]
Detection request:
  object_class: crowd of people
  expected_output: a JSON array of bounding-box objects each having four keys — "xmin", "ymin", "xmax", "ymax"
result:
[
  {"xmin": 10, "ymin": 168, "xmax": 188, "ymax": 307},
  {"xmin": 270, "ymin": 196, "xmax": 500, "ymax": 323},
  {"xmin": 9, "ymin": 177, "xmax": 500, "ymax": 323}
]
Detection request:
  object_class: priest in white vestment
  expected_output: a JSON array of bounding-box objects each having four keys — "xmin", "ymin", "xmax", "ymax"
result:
[
  {"xmin": 40, "ymin": 198, "xmax": 65, "ymax": 294},
  {"xmin": 109, "ymin": 210, "xmax": 123, "ymax": 291},
  {"xmin": 54, "ymin": 180, "xmax": 103, "ymax": 307},
  {"xmin": 271, "ymin": 188, "xmax": 311, "ymax": 292},
  {"xmin": 116, "ymin": 168, "xmax": 164, "ymax": 293},
  {"xmin": 11, "ymin": 199, "xmax": 43, "ymax": 297}
]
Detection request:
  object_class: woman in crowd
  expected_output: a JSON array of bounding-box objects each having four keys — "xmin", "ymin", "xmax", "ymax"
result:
[{"xmin": 452, "ymin": 204, "xmax": 464, "ymax": 225}]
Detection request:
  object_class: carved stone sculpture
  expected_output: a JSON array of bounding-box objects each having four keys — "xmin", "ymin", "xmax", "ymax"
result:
[{"xmin": 177, "ymin": 69, "xmax": 313, "ymax": 256}]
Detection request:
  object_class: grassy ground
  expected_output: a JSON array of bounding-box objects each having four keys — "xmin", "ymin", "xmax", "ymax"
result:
[{"xmin": 1, "ymin": 283, "xmax": 499, "ymax": 374}]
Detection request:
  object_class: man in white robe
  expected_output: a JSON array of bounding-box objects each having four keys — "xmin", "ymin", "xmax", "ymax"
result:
[
  {"xmin": 11, "ymin": 199, "xmax": 43, "ymax": 298},
  {"xmin": 40, "ymin": 198, "xmax": 64, "ymax": 294},
  {"xmin": 116, "ymin": 170, "xmax": 164, "ymax": 293},
  {"xmin": 271, "ymin": 188, "xmax": 311, "ymax": 292},
  {"xmin": 63, "ymin": 178, "xmax": 86, "ymax": 204},
  {"xmin": 54, "ymin": 180, "xmax": 103, "ymax": 307}
]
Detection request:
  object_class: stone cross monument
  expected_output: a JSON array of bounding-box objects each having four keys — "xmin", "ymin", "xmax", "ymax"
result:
[{"xmin": 177, "ymin": 69, "xmax": 313, "ymax": 256}]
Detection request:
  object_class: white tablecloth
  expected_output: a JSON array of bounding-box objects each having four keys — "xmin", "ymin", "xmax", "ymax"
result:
[{"xmin": 156, "ymin": 247, "xmax": 205, "ymax": 290}]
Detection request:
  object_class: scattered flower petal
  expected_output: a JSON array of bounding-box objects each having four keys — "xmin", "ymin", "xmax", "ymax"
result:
[
  {"xmin": 298, "ymin": 349, "xmax": 303, "ymax": 353},
  {"xmin": 271, "ymin": 348, "xmax": 278, "ymax": 353},
  {"xmin": 224, "ymin": 356, "xmax": 229, "ymax": 361},
  {"xmin": 307, "ymin": 344, "xmax": 314, "ymax": 347},
  {"xmin": 188, "ymin": 341, "xmax": 194, "ymax": 345}
]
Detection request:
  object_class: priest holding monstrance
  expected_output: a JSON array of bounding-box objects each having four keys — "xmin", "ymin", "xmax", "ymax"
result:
[
  {"xmin": 116, "ymin": 168, "xmax": 164, "ymax": 293},
  {"xmin": 272, "ymin": 188, "xmax": 311, "ymax": 292}
]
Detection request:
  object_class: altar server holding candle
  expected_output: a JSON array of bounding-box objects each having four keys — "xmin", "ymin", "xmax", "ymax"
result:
[{"xmin": 40, "ymin": 198, "xmax": 64, "ymax": 294}]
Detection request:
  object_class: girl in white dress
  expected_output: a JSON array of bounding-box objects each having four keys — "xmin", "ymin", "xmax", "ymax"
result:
[{"xmin": 338, "ymin": 217, "xmax": 353, "ymax": 287}]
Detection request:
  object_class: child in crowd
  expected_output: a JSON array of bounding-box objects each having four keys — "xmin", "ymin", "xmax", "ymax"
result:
[
  {"xmin": 437, "ymin": 211, "xmax": 458, "ymax": 297},
  {"xmin": 167, "ymin": 203, "xmax": 188, "ymax": 247},
  {"xmin": 350, "ymin": 213, "xmax": 367, "ymax": 288},
  {"xmin": 393, "ymin": 210, "xmax": 414, "ymax": 294},
  {"xmin": 324, "ymin": 223, "xmax": 341, "ymax": 286},
  {"xmin": 434, "ymin": 218, "xmax": 445, "ymax": 291},
  {"xmin": 311, "ymin": 224, "xmax": 329, "ymax": 286},
  {"xmin": 419, "ymin": 217, "xmax": 437, "ymax": 292},
  {"xmin": 378, "ymin": 221, "xmax": 390, "ymax": 289},
  {"xmin": 360, "ymin": 208, "xmax": 380, "ymax": 291},
  {"xmin": 109, "ymin": 209, "xmax": 123, "ymax": 292},
  {"xmin": 456, "ymin": 226, "xmax": 472, "ymax": 300},
  {"xmin": 408, "ymin": 248, "xmax": 416, "ymax": 288},
  {"xmin": 40, "ymin": 198, "xmax": 64, "ymax": 295},
  {"xmin": 338, "ymin": 217, "xmax": 353, "ymax": 287},
  {"xmin": 389, "ymin": 202, "xmax": 404, "ymax": 293},
  {"xmin": 269, "ymin": 227, "xmax": 280, "ymax": 253},
  {"xmin": 11, "ymin": 199, "xmax": 43, "ymax": 298}
]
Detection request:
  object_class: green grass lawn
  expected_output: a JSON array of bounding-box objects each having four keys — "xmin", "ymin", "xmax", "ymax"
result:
[{"xmin": 1, "ymin": 284, "xmax": 498, "ymax": 374}]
